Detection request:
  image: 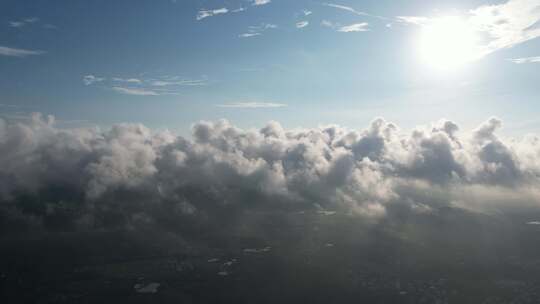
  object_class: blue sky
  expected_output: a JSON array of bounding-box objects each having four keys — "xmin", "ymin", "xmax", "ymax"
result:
[{"xmin": 1, "ymin": 0, "xmax": 539, "ymax": 135}]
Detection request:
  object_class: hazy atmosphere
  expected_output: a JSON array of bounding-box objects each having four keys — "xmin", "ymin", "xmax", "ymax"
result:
[{"xmin": 1, "ymin": 0, "xmax": 540, "ymax": 303}]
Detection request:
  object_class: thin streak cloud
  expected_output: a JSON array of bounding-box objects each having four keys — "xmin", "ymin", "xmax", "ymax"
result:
[
  {"xmin": 0, "ymin": 46, "xmax": 44, "ymax": 57},
  {"xmin": 217, "ymin": 102, "xmax": 287, "ymax": 108},
  {"xmin": 112, "ymin": 87, "xmax": 159, "ymax": 96},
  {"xmin": 508, "ymin": 56, "xmax": 540, "ymax": 63},
  {"xmin": 338, "ymin": 23, "xmax": 369, "ymax": 32}
]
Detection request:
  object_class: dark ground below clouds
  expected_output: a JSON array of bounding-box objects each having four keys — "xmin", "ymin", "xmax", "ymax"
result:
[{"xmin": 2, "ymin": 207, "xmax": 540, "ymax": 303}]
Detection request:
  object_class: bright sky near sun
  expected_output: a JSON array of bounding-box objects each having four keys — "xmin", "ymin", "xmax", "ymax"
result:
[{"xmin": 0, "ymin": 0, "xmax": 539, "ymax": 134}]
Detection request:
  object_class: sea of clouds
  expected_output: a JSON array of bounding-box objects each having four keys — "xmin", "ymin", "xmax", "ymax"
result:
[{"xmin": 1, "ymin": 113, "xmax": 540, "ymax": 231}]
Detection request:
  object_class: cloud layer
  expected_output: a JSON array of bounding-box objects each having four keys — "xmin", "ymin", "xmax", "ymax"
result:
[{"xmin": 2, "ymin": 114, "xmax": 540, "ymax": 232}]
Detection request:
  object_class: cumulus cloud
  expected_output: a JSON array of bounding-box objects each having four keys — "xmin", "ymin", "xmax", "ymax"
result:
[
  {"xmin": 2, "ymin": 114, "xmax": 540, "ymax": 232},
  {"xmin": 0, "ymin": 46, "xmax": 44, "ymax": 57}
]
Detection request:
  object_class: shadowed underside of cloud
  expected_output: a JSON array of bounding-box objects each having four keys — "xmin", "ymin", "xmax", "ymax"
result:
[{"xmin": 2, "ymin": 113, "xmax": 540, "ymax": 232}]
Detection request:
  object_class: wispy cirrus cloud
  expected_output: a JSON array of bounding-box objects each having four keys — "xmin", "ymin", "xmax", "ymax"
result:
[
  {"xmin": 321, "ymin": 20, "xmax": 335, "ymax": 28},
  {"xmin": 217, "ymin": 102, "xmax": 286, "ymax": 108},
  {"xmin": 239, "ymin": 23, "xmax": 277, "ymax": 38},
  {"xmin": 239, "ymin": 32, "xmax": 261, "ymax": 38},
  {"xmin": 196, "ymin": 8, "xmax": 229, "ymax": 20},
  {"xmin": 323, "ymin": 3, "xmax": 370, "ymax": 16},
  {"xmin": 338, "ymin": 22, "xmax": 369, "ymax": 32},
  {"xmin": 112, "ymin": 87, "xmax": 159, "ymax": 96},
  {"xmin": 83, "ymin": 75, "xmax": 105, "ymax": 86},
  {"xmin": 396, "ymin": 16, "xmax": 429, "ymax": 25},
  {"xmin": 323, "ymin": 3, "xmax": 386, "ymax": 20},
  {"xmin": 112, "ymin": 77, "xmax": 142, "ymax": 84},
  {"xmin": 8, "ymin": 17, "xmax": 39, "ymax": 28},
  {"xmin": 196, "ymin": 5, "xmax": 248, "ymax": 20},
  {"xmin": 508, "ymin": 56, "xmax": 540, "ymax": 63},
  {"xmin": 150, "ymin": 79, "xmax": 207, "ymax": 86},
  {"xmin": 0, "ymin": 46, "xmax": 44, "ymax": 57},
  {"xmin": 83, "ymin": 75, "xmax": 207, "ymax": 96},
  {"xmin": 9, "ymin": 21, "xmax": 25, "ymax": 28},
  {"xmin": 321, "ymin": 20, "xmax": 369, "ymax": 32},
  {"xmin": 253, "ymin": 0, "xmax": 271, "ymax": 6}
]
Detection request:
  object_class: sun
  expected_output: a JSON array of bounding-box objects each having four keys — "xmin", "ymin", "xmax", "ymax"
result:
[{"xmin": 418, "ymin": 16, "xmax": 482, "ymax": 70}]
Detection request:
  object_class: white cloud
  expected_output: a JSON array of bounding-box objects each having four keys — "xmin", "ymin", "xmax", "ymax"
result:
[
  {"xmin": 323, "ymin": 3, "xmax": 385, "ymax": 19},
  {"xmin": 150, "ymin": 79, "xmax": 206, "ymax": 86},
  {"xmin": 397, "ymin": 0, "xmax": 540, "ymax": 59},
  {"xmin": 24, "ymin": 17, "xmax": 39, "ymax": 23},
  {"xmin": 8, "ymin": 17, "xmax": 39, "ymax": 28},
  {"xmin": 508, "ymin": 56, "xmax": 540, "ymax": 63},
  {"xmin": 239, "ymin": 23, "xmax": 277, "ymax": 38},
  {"xmin": 217, "ymin": 102, "xmax": 287, "ymax": 108},
  {"xmin": 337, "ymin": 22, "xmax": 369, "ymax": 32},
  {"xmin": 83, "ymin": 75, "xmax": 105, "ymax": 86},
  {"xmin": 253, "ymin": 0, "xmax": 271, "ymax": 6},
  {"xmin": 84, "ymin": 74, "xmax": 205, "ymax": 95},
  {"xmin": 468, "ymin": 0, "xmax": 540, "ymax": 53},
  {"xmin": 112, "ymin": 87, "xmax": 159, "ymax": 96},
  {"xmin": 239, "ymin": 33, "xmax": 261, "ymax": 38},
  {"xmin": 321, "ymin": 20, "xmax": 335, "ymax": 28},
  {"xmin": 296, "ymin": 21, "xmax": 309, "ymax": 29},
  {"xmin": 5, "ymin": 114, "xmax": 540, "ymax": 229},
  {"xmin": 112, "ymin": 77, "xmax": 142, "ymax": 84},
  {"xmin": 0, "ymin": 46, "xmax": 44, "ymax": 57},
  {"xmin": 196, "ymin": 8, "xmax": 229, "ymax": 20},
  {"xmin": 396, "ymin": 16, "xmax": 429, "ymax": 25},
  {"xmin": 9, "ymin": 21, "xmax": 25, "ymax": 28},
  {"xmin": 324, "ymin": 3, "xmax": 367, "ymax": 15},
  {"xmin": 322, "ymin": 20, "xmax": 369, "ymax": 32}
]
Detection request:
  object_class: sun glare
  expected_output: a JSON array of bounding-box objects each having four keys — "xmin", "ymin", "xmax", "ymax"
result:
[{"xmin": 418, "ymin": 16, "xmax": 482, "ymax": 70}]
